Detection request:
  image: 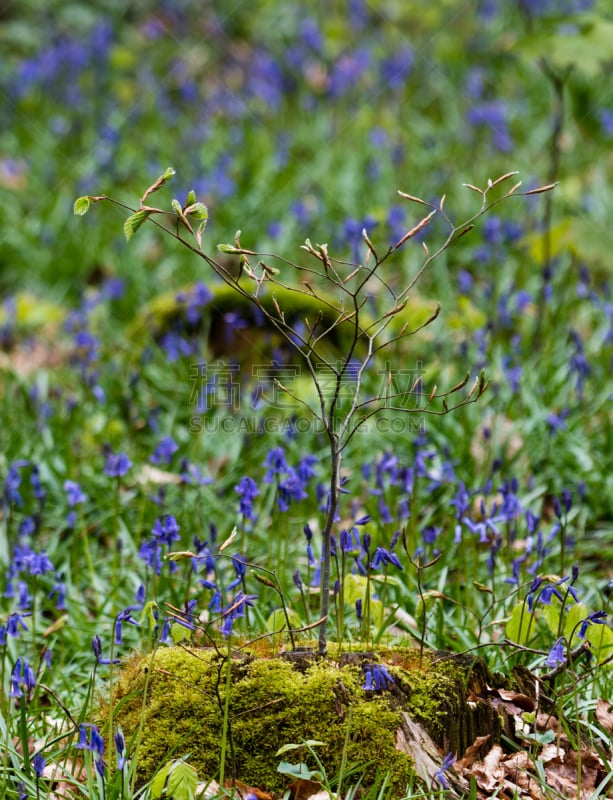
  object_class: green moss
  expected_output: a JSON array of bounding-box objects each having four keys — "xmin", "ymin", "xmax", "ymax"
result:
[
  {"xmin": 102, "ymin": 646, "xmax": 497, "ymax": 795},
  {"xmin": 128, "ymin": 281, "xmax": 437, "ymax": 362}
]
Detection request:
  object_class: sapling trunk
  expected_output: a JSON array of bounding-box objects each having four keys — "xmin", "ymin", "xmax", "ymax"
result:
[{"xmin": 318, "ymin": 435, "xmax": 341, "ymax": 656}]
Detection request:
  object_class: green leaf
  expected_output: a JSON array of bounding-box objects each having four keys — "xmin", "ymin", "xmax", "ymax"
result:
[
  {"xmin": 139, "ymin": 600, "xmax": 158, "ymax": 630},
  {"xmin": 184, "ymin": 202, "xmax": 208, "ymax": 221},
  {"xmin": 166, "ymin": 759, "xmax": 198, "ymax": 800},
  {"xmin": 518, "ymin": 16, "xmax": 613, "ymax": 77},
  {"xmin": 217, "ymin": 243, "xmax": 242, "ymax": 254},
  {"xmin": 185, "ymin": 189, "xmax": 196, "ymax": 207},
  {"xmin": 266, "ymin": 607, "xmax": 302, "ymax": 634},
  {"xmin": 171, "ymin": 198, "xmax": 183, "ymax": 215},
  {"xmin": 505, "ymin": 601, "xmax": 533, "ymax": 646},
  {"xmin": 140, "ymin": 168, "xmax": 176, "ymax": 203},
  {"xmin": 586, "ymin": 623, "xmax": 613, "ymax": 666},
  {"xmin": 170, "ymin": 622, "xmax": 191, "ymax": 645},
  {"xmin": 124, "ymin": 209, "xmax": 153, "ymax": 242},
  {"xmin": 73, "ymin": 196, "xmax": 91, "ymax": 216},
  {"xmin": 277, "ymin": 761, "xmax": 322, "ymax": 781},
  {"xmin": 150, "ymin": 760, "xmax": 173, "ymax": 799},
  {"xmin": 276, "ymin": 741, "xmax": 325, "ymax": 756}
]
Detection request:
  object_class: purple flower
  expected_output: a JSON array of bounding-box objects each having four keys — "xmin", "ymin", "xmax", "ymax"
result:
[
  {"xmin": 180, "ymin": 460, "xmax": 213, "ymax": 486},
  {"xmin": 115, "ymin": 607, "xmax": 140, "ymax": 645},
  {"xmin": 10, "ymin": 657, "xmax": 36, "ymax": 698},
  {"xmin": 76, "ymin": 724, "xmax": 105, "ymax": 756},
  {"xmin": 114, "ymin": 730, "xmax": 126, "ymax": 770},
  {"xmin": 220, "ymin": 592, "xmax": 257, "ymax": 636},
  {"xmin": 545, "ymin": 637, "xmax": 566, "ymax": 669},
  {"xmin": 578, "ymin": 610, "xmax": 607, "ymax": 639},
  {"xmin": 18, "ymin": 516, "xmax": 35, "ymax": 537},
  {"xmin": 297, "ymin": 454, "xmax": 318, "ymax": 482},
  {"xmin": 546, "ymin": 410, "xmax": 569, "ymax": 435},
  {"xmin": 104, "ymin": 451, "xmax": 132, "ymax": 478},
  {"xmin": 226, "ymin": 556, "xmax": 247, "ymax": 591},
  {"xmin": 362, "ymin": 663, "xmax": 395, "ymax": 691},
  {"xmin": 371, "ymin": 547, "xmax": 402, "ymax": 570},
  {"xmin": 263, "ymin": 446, "xmax": 289, "ymax": 482},
  {"xmin": 92, "ymin": 635, "xmax": 120, "ymax": 665},
  {"xmin": 7, "ymin": 611, "xmax": 29, "ymax": 638},
  {"xmin": 23, "ymin": 550, "xmax": 54, "ymax": 576},
  {"xmin": 32, "ymin": 752, "xmax": 46, "ymax": 779},
  {"xmin": 277, "ymin": 468, "xmax": 308, "ymax": 511},
  {"xmin": 4, "ymin": 460, "xmax": 28, "ymax": 506},
  {"xmin": 434, "ymin": 752, "xmax": 456, "ymax": 790},
  {"xmin": 235, "ymin": 476, "xmax": 259, "ymax": 520},
  {"xmin": 561, "ymin": 489, "xmax": 573, "ymax": 513},
  {"xmin": 466, "ymin": 101, "xmax": 513, "ymax": 152},
  {"xmin": 152, "ymin": 515, "xmax": 181, "ymax": 546},
  {"xmin": 64, "ymin": 479, "xmax": 87, "ymax": 507},
  {"xmin": 150, "ymin": 436, "xmax": 178, "ymax": 465}
]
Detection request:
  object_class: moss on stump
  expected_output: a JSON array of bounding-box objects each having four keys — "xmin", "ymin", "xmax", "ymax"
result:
[{"xmin": 102, "ymin": 645, "xmax": 501, "ymax": 795}]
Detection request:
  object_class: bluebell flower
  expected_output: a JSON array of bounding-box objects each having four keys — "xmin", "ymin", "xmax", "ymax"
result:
[
  {"xmin": 226, "ymin": 557, "xmax": 247, "ymax": 591},
  {"xmin": 138, "ymin": 539, "xmax": 162, "ymax": 575},
  {"xmin": 23, "ymin": 550, "xmax": 54, "ymax": 576},
  {"xmin": 235, "ymin": 476, "xmax": 259, "ymax": 520},
  {"xmin": 49, "ymin": 580, "xmax": 67, "ymax": 611},
  {"xmin": 578, "ymin": 610, "xmax": 607, "ymax": 639},
  {"xmin": 64, "ymin": 480, "xmax": 87, "ymax": 507},
  {"xmin": 434, "ymin": 752, "xmax": 456, "ymax": 790},
  {"xmin": 18, "ymin": 516, "xmax": 35, "ymax": 537},
  {"xmin": 150, "ymin": 436, "xmax": 178, "ymax": 465},
  {"xmin": 4, "ymin": 460, "xmax": 28, "ymax": 506},
  {"xmin": 76, "ymin": 724, "xmax": 105, "ymax": 756},
  {"xmin": 363, "ymin": 663, "xmax": 394, "ymax": 691},
  {"xmin": 545, "ymin": 638, "xmax": 566, "ymax": 669},
  {"xmin": 220, "ymin": 592, "xmax": 257, "ymax": 636},
  {"xmin": 115, "ymin": 730, "xmax": 126, "ymax": 770},
  {"xmin": 380, "ymin": 46, "xmax": 413, "ymax": 91},
  {"xmin": 355, "ymin": 598, "xmax": 363, "ymax": 621},
  {"xmin": 10, "ymin": 657, "xmax": 36, "ymax": 698},
  {"xmin": 92, "ymin": 635, "xmax": 120, "ymax": 665},
  {"xmin": 546, "ymin": 410, "xmax": 569, "ymax": 435},
  {"xmin": 7, "ymin": 611, "xmax": 29, "ymax": 638},
  {"xmin": 371, "ymin": 547, "xmax": 402, "ymax": 570},
  {"xmin": 159, "ymin": 330, "xmax": 193, "ymax": 361},
  {"xmin": 466, "ymin": 101, "xmax": 513, "ymax": 152},
  {"xmin": 152, "ymin": 515, "xmax": 181, "ymax": 546},
  {"xmin": 17, "ymin": 581, "xmax": 32, "ymax": 610},
  {"xmin": 263, "ymin": 446, "xmax": 289, "ymax": 482},
  {"xmin": 340, "ymin": 528, "xmax": 360, "ymax": 553},
  {"xmin": 297, "ymin": 454, "xmax": 318, "ymax": 482},
  {"xmin": 115, "ymin": 607, "xmax": 140, "ymax": 645},
  {"xmin": 180, "ymin": 460, "xmax": 213, "ymax": 486},
  {"xmin": 104, "ymin": 452, "xmax": 132, "ymax": 478},
  {"xmin": 277, "ymin": 468, "xmax": 308, "ymax": 511},
  {"xmin": 32, "ymin": 752, "xmax": 46, "ymax": 779},
  {"xmin": 30, "ymin": 466, "xmax": 46, "ymax": 502},
  {"xmin": 562, "ymin": 489, "xmax": 573, "ymax": 514}
]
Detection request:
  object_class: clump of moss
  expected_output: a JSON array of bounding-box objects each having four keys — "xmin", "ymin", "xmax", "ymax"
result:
[{"xmin": 100, "ymin": 645, "xmax": 497, "ymax": 795}]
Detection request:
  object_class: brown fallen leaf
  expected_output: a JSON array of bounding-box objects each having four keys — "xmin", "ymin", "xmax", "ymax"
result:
[
  {"xmin": 224, "ymin": 778, "xmax": 273, "ymax": 799},
  {"xmin": 596, "ymin": 697, "xmax": 613, "ymax": 736},
  {"xmin": 286, "ymin": 778, "xmax": 330, "ymax": 800},
  {"xmin": 456, "ymin": 734, "xmax": 491, "ymax": 770},
  {"xmin": 469, "ymin": 744, "xmax": 505, "ymax": 794}
]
